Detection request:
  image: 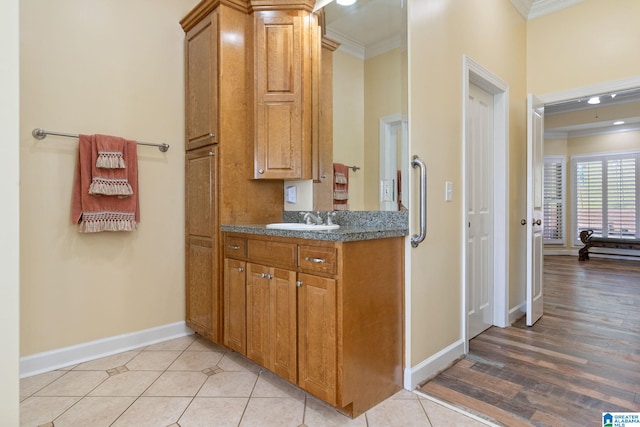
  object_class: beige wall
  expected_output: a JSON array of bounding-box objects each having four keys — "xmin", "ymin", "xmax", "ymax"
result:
[
  {"xmin": 333, "ymin": 50, "xmax": 365, "ymax": 210},
  {"xmin": 363, "ymin": 48, "xmax": 405, "ymax": 210},
  {"xmin": 333, "ymin": 48, "xmax": 405, "ymax": 211},
  {"xmin": 527, "ymin": 0, "xmax": 640, "ymax": 94},
  {"xmin": 408, "ymin": 0, "xmax": 527, "ymax": 363},
  {"xmin": 1, "ymin": 0, "xmax": 20, "ymax": 420},
  {"xmin": 20, "ymin": 0, "xmax": 200, "ymax": 356}
]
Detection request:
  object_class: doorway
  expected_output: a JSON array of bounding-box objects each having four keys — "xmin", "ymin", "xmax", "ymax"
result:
[{"xmin": 462, "ymin": 56, "xmax": 510, "ymax": 351}]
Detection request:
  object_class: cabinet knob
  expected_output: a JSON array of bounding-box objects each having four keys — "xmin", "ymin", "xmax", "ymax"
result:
[
  {"xmin": 296, "ymin": 281, "xmax": 303, "ymax": 287},
  {"xmin": 208, "ymin": 132, "xmax": 215, "ymax": 138},
  {"xmin": 258, "ymin": 169, "xmax": 264, "ymax": 174},
  {"xmin": 237, "ymin": 267, "xmax": 244, "ymax": 272},
  {"xmin": 208, "ymin": 151, "xmax": 215, "ymax": 156}
]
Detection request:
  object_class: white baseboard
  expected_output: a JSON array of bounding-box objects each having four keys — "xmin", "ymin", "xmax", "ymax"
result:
[
  {"xmin": 544, "ymin": 248, "xmax": 576, "ymax": 256},
  {"xmin": 20, "ymin": 321, "xmax": 193, "ymax": 378},
  {"xmin": 404, "ymin": 339, "xmax": 464, "ymax": 390},
  {"xmin": 509, "ymin": 302, "xmax": 526, "ymax": 325}
]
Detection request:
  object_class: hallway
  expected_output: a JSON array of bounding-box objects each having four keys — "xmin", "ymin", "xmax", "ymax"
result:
[{"xmin": 421, "ymin": 255, "xmax": 640, "ymax": 426}]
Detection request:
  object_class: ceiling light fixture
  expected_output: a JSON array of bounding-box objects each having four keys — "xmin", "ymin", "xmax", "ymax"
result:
[
  {"xmin": 613, "ymin": 121, "xmax": 625, "ymax": 125},
  {"xmin": 336, "ymin": 0, "xmax": 357, "ymax": 5},
  {"xmin": 587, "ymin": 96, "xmax": 600, "ymax": 105}
]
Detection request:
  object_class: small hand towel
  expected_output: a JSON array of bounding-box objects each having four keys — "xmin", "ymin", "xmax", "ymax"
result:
[
  {"xmin": 89, "ymin": 134, "xmax": 133, "ymax": 196},
  {"xmin": 96, "ymin": 134, "xmax": 126, "ymax": 169},
  {"xmin": 333, "ymin": 163, "xmax": 349, "ymax": 211},
  {"xmin": 71, "ymin": 134, "xmax": 140, "ymax": 232}
]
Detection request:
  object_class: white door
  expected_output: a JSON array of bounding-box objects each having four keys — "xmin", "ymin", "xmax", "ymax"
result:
[
  {"xmin": 526, "ymin": 94, "xmax": 544, "ymax": 326},
  {"xmin": 379, "ymin": 114, "xmax": 408, "ymax": 211},
  {"xmin": 466, "ymin": 83, "xmax": 494, "ymax": 338}
]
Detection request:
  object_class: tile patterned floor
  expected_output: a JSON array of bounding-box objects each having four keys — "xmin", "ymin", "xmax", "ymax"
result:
[{"xmin": 20, "ymin": 335, "xmax": 494, "ymax": 427}]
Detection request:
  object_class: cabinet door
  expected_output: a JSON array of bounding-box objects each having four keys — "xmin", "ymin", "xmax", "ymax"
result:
[
  {"xmin": 246, "ymin": 263, "xmax": 271, "ymax": 367},
  {"xmin": 270, "ymin": 268, "xmax": 297, "ymax": 383},
  {"xmin": 224, "ymin": 258, "xmax": 246, "ymax": 354},
  {"xmin": 186, "ymin": 237, "xmax": 215, "ymax": 339},
  {"xmin": 253, "ymin": 11, "xmax": 313, "ymax": 179},
  {"xmin": 185, "ymin": 146, "xmax": 218, "ymax": 341},
  {"xmin": 185, "ymin": 9, "xmax": 218, "ymax": 151},
  {"xmin": 297, "ymin": 273, "xmax": 337, "ymax": 404}
]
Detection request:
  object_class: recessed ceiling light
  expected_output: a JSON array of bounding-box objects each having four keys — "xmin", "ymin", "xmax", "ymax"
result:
[
  {"xmin": 613, "ymin": 121, "xmax": 625, "ymax": 125},
  {"xmin": 587, "ymin": 96, "xmax": 600, "ymax": 105},
  {"xmin": 336, "ymin": 0, "xmax": 357, "ymax": 5}
]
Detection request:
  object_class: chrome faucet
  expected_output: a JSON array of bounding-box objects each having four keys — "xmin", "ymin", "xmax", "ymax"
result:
[
  {"xmin": 301, "ymin": 211, "xmax": 323, "ymax": 225},
  {"xmin": 326, "ymin": 211, "xmax": 337, "ymax": 225}
]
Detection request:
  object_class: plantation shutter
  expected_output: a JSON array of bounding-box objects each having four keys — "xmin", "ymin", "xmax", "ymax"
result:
[
  {"xmin": 575, "ymin": 160, "xmax": 603, "ymax": 238},
  {"xmin": 543, "ymin": 157, "xmax": 564, "ymax": 244},
  {"xmin": 572, "ymin": 152, "xmax": 639, "ymax": 244},
  {"xmin": 606, "ymin": 157, "xmax": 636, "ymax": 238}
]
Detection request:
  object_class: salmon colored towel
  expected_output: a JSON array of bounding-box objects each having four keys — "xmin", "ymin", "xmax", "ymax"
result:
[
  {"xmin": 90, "ymin": 134, "xmax": 133, "ymax": 196},
  {"xmin": 333, "ymin": 163, "xmax": 349, "ymax": 211},
  {"xmin": 71, "ymin": 134, "xmax": 140, "ymax": 232}
]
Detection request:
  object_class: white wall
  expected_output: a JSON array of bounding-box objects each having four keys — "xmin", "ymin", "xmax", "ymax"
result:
[{"xmin": 0, "ymin": 0, "xmax": 21, "ymax": 421}]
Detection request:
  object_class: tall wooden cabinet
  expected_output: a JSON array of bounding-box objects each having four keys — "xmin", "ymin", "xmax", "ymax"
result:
[{"xmin": 181, "ymin": 1, "xmax": 283, "ymax": 343}]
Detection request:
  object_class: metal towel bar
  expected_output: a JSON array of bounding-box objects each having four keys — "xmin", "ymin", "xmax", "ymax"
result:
[{"xmin": 32, "ymin": 128, "xmax": 170, "ymax": 152}]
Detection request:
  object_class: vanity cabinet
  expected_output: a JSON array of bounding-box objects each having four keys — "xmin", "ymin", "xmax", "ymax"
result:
[{"xmin": 222, "ymin": 232, "xmax": 403, "ymax": 417}]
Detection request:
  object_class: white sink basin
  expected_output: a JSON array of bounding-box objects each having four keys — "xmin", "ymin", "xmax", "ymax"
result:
[{"xmin": 266, "ymin": 223, "xmax": 340, "ymax": 231}]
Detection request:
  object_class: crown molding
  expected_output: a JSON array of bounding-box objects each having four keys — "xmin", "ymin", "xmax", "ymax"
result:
[
  {"xmin": 326, "ymin": 28, "xmax": 365, "ymax": 60},
  {"xmin": 529, "ymin": 0, "xmax": 583, "ymax": 19},
  {"xmin": 510, "ymin": 0, "xmax": 532, "ymax": 20},
  {"xmin": 545, "ymin": 121, "xmax": 640, "ymax": 140},
  {"xmin": 510, "ymin": 0, "xmax": 584, "ymax": 21}
]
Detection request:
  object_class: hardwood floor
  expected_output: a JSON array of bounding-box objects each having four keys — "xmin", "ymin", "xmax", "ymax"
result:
[{"xmin": 420, "ymin": 255, "xmax": 640, "ymax": 427}]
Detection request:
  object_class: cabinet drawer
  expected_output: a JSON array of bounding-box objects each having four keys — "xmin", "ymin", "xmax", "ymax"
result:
[
  {"xmin": 225, "ymin": 236, "xmax": 246, "ymax": 258},
  {"xmin": 298, "ymin": 246, "xmax": 337, "ymax": 275},
  {"xmin": 247, "ymin": 239, "xmax": 296, "ymax": 269}
]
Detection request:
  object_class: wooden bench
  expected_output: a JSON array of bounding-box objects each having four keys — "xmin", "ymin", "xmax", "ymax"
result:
[{"xmin": 578, "ymin": 229, "xmax": 640, "ymax": 261}]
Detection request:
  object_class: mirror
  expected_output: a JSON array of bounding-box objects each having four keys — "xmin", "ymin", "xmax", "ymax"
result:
[{"xmin": 323, "ymin": 0, "xmax": 408, "ymax": 211}]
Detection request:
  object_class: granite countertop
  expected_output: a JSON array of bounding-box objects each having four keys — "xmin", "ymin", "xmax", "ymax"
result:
[
  {"xmin": 220, "ymin": 224, "xmax": 407, "ymax": 242},
  {"xmin": 221, "ymin": 210, "xmax": 409, "ymax": 242}
]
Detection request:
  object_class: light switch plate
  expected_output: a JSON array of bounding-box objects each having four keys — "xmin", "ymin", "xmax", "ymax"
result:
[{"xmin": 445, "ymin": 181, "xmax": 453, "ymax": 202}]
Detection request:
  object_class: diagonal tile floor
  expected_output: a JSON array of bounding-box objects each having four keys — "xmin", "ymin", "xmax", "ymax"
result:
[{"xmin": 20, "ymin": 335, "xmax": 495, "ymax": 427}]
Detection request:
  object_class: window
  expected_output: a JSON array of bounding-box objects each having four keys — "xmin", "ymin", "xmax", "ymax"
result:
[
  {"xmin": 544, "ymin": 156, "xmax": 565, "ymax": 244},
  {"xmin": 571, "ymin": 152, "xmax": 639, "ymax": 244}
]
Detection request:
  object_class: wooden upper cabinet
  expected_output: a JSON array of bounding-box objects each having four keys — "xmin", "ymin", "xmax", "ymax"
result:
[
  {"xmin": 253, "ymin": 9, "xmax": 318, "ymax": 179},
  {"xmin": 185, "ymin": 10, "xmax": 218, "ymax": 151}
]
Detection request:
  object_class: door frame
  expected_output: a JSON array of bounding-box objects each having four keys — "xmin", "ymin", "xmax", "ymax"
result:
[
  {"xmin": 462, "ymin": 56, "xmax": 510, "ymax": 353},
  {"xmin": 379, "ymin": 114, "xmax": 409, "ymax": 211}
]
